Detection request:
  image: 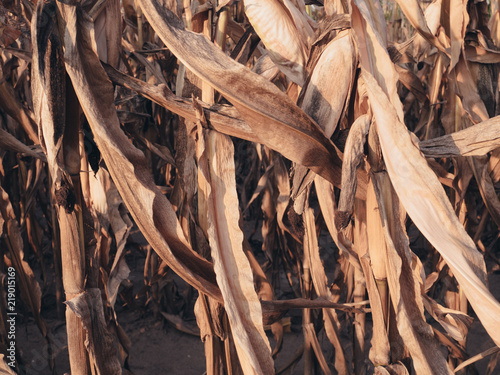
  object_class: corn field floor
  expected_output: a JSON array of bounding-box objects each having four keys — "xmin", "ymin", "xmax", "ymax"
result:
[{"xmin": 14, "ymin": 220, "xmax": 500, "ymax": 374}]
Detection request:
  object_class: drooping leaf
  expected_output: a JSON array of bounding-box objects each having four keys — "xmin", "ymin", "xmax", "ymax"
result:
[
  {"xmin": 57, "ymin": 2, "xmax": 222, "ymax": 301},
  {"xmin": 195, "ymin": 113, "xmax": 274, "ymax": 374},
  {"xmin": 137, "ymin": 0, "xmax": 362, "ymax": 197},
  {"xmin": 362, "ymin": 69, "xmax": 500, "ymax": 348}
]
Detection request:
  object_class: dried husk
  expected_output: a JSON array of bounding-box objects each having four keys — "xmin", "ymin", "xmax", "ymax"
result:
[
  {"xmin": 299, "ymin": 29, "xmax": 356, "ymax": 138},
  {"xmin": 244, "ymin": 0, "xmax": 315, "ymax": 85}
]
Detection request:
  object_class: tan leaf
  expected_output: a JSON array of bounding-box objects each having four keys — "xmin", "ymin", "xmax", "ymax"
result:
[
  {"xmin": 202, "ymin": 129, "xmax": 274, "ymax": 375},
  {"xmin": 299, "ymin": 29, "xmax": 356, "ymax": 138},
  {"xmin": 314, "ymin": 175, "xmax": 362, "ymax": 269},
  {"xmin": 65, "ymin": 289, "xmax": 122, "ymax": 374},
  {"xmin": 336, "ymin": 114, "xmax": 370, "ymax": 228},
  {"xmin": 422, "ymin": 295, "xmax": 473, "ymax": 341},
  {"xmin": 370, "ymin": 172, "xmax": 452, "ymax": 375},
  {"xmin": 418, "ymin": 116, "xmax": 500, "ymax": 157},
  {"xmin": 0, "ymin": 128, "xmax": 46, "ymax": 161},
  {"xmin": 0, "ymin": 354, "xmax": 16, "ymax": 375},
  {"xmin": 244, "ymin": 0, "xmax": 315, "ymax": 85},
  {"xmin": 304, "ymin": 207, "xmax": 350, "ymax": 375},
  {"xmin": 393, "ymin": 0, "xmax": 448, "ymax": 57},
  {"xmin": 362, "ymin": 69, "xmax": 500, "ymax": 348}
]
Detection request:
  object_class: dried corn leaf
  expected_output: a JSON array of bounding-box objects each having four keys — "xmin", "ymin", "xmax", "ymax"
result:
[
  {"xmin": 362, "ymin": 69, "xmax": 500, "ymax": 348},
  {"xmin": 0, "ymin": 187, "xmax": 44, "ymax": 335},
  {"xmin": 449, "ymin": 0, "xmax": 468, "ymax": 70},
  {"xmin": 314, "ymin": 175, "xmax": 361, "ymax": 269},
  {"xmin": 303, "ymin": 323, "xmax": 333, "ymax": 375},
  {"xmin": 454, "ymin": 346, "xmax": 500, "ymax": 373},
  {"xmin": 0, "ymin": 71, "xmax": 38, "ymax": 144},
  {"xmin": 370, "ymin": 172, "xmax": 452, "ymax": 375},
  {"xmin": 0, "ymin": 128, "xmax": 46, "ymax": 160},
  {"xmin": 244, "ymin": 0, "xmax": 315, "ymax": 85},
  {"xmin": 0, "ymin": 354, "xmax": 15, "ymax": 375},
  {"xmin": 57, "ymin": 2, "xmax": 222, "ymax": 301},
  {"xmin": 202, "ymin": 129, "xmax": 274, "ymax": 375},
  {"xmin": 418, "ymin": 116, "xmax": 500, "ymax": 157},
  {"xmin": 104, "ymin": 64, "xmax": 260, "ymax": 144},
  {"xmin": 138, "ymin": 0, "xmax": 351, "ymax": 193},
  {"xmin": 337, "ymin": 114, "xmax": 370, "ymax": 229},
  {"xmin": 374, "ymin": 363, "xmax": 409, "ymax": 375},
  {"xmin": 393, "ymin": 0, "xmax": 447, "ymax": 56},
  {"xmin": 299, "ymin": 30, "xmax": 356, "ymax": 138},
  {"xmin": 352, "ymin": 0, "xmax": 404, "ymax": 122},
  {"xmin": 422, "ymin": 295, "xmax": 473, "ymax": 341}
]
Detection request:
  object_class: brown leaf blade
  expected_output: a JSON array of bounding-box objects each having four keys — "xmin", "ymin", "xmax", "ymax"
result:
[
  {"xmin": 137, "ymin": 0, "xmax": 359, "ymax": 196},
  {"xmin": 203, "ymin": 130, "xmax": 274, "ymax": 375}
]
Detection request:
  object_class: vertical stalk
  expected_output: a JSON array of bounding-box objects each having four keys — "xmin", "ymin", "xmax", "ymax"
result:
[{"xmin": 353, "ymin": 199, "xmax": 367, "ymax": 375}]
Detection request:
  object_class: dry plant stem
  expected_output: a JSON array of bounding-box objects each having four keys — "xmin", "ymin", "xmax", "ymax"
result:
[
  {"xmin": 198, "ymin": 13, "xmax": 226, "ymax": 373},
  {"xmin": 353, "ymin": 199, "xmax": 367, "ymax": 375},
  {"xmin": 304, "ymin": 207, "xmax": 350, "ymax": 374},
  {"xmin": 59, "ymin": 2, "xmax": 222, "ymax": 301},
  {"xmin": 371, "ymin": 171, "xmax": 452, "ymax": 374},
  {"xmin": 362, "ymin": 68, "xmax": 500, "ymax": 349},
  {"xmin": 366, "ymin": 179, "xmax": 389, "ymax": 324},
  {"xmin": 79, "ymin": 132, "xmax": 91, "ymax": 208},
  {"xmin": 0, "ymin": 77, "xmax": 39, "ymax": 144},
  {"xmin": 215, "ymin": 8, "xmax": 229, "ymax": 52}
]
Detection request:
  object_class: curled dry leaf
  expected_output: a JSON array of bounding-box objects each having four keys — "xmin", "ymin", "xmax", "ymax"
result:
[
  {"xmin": 244, "ymin": 0, "xmax": 315, "ymax": 85},
  {"xmin": 299, "ymin": 29, "xmax": 356, "ymax": 138},
  {"xmin": 362, "ymin": 69, "xmax": 500, "ymax": 348},
  {"xmin": 0, "ymin": 128, "xmax": 46, "ymax": 161},
  {"xmin": 304, "ymin": 208, "xmax": 349, "ymax": 375},
  {"xmin": 314, "ymin": 175, "xmax": 361, "ymax": 269},
  {"xmin": 336, "ymin": 114, "xmax": 370, "ymax": 229},
  {"xmin": 422, "ymin": 295, "xmax": 473, "ymax": 342},
  {"xmin": 65, "ymin": 289, "xmax": 122, "ymax": 374},
  {"xmin": 393, "ymin": 0, "xmax": 448, "ymax": 57},
  {"xmin": 370, "ymin": 172, "xmax": 452, "ymax": 375},
  {"xmin": 418, "ymin": 115, "xmax": 500, "ymax": 157}
]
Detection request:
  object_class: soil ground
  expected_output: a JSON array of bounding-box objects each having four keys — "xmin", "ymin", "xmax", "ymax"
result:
[{"xmin": 13, "ymin": 225, "xmax": 500, "ymax": 375}]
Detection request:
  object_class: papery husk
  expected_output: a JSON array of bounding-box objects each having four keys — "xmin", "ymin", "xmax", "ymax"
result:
[
  {"xmin": 299, "ymin": 29, "xmax": 356, "ymax": 138},
  {"xmin": 244, "ymin": 0, "xmax": 315, "ymax": 85}
]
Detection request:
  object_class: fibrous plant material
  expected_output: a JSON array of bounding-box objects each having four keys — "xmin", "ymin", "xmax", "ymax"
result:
[{"xmin": 1, "ymin": 0, "xmax": 500, "ymax": 374}]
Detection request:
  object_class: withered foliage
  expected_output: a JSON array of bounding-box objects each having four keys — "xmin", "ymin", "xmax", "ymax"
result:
[{"xmin": 1, "ymin": 0, "xmax": 500, "ymax": 374}]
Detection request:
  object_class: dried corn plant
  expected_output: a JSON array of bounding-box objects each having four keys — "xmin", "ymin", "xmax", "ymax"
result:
[{"xmin": 1, "ymin": 0, "xmax": 500, "ymax": 374}]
